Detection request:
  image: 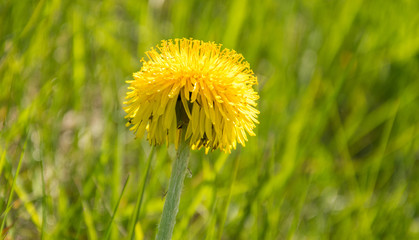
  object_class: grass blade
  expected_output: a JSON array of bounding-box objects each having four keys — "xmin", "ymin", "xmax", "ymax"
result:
[
  {"xmin": 128, "ymin": 146, "xmax": 154, "ymax": 240},
  {"xmin": 0, "ymin": 139, "xmax": 27, "ymax": 235},
  {"xmin": 105, "ymin": 175, "xmax": 130, "ymax": 240}
]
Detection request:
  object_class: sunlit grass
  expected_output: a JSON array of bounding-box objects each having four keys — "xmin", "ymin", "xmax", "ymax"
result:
[{"xmin": 1, "ymin": 0, "xmax": 419, "ymax": 239}]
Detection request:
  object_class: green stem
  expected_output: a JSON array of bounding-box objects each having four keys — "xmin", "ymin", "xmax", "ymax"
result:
[{"xmin": 156, "ymin": 135, "xmax": 190, "ymax": 240}]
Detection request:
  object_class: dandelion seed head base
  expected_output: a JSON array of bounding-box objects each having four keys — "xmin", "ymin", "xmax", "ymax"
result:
[{"xmin": 124, "ymin": 38, "xmax": 259, "ymax": 153}]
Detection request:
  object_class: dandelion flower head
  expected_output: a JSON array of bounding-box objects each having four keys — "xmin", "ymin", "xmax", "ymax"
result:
[{"xmin": 124, "ymin": 38, "xmax": 259, "ymax": 153}]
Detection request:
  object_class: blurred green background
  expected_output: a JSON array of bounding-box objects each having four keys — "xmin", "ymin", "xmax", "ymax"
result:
[{"xmin": 1, "ymin": 0, "xmax": 419, "ymax": 239}]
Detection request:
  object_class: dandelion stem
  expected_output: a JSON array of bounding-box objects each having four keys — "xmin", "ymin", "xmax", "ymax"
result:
[{"xmin": 156, "ymin": 131, "xmax": 190, "ymax": 240}]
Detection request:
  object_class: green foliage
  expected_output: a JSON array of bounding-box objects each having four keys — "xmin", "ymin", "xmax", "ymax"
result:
[{"xmin": 1, "ymin": 0, "xmax": 419, "ymax": 239}]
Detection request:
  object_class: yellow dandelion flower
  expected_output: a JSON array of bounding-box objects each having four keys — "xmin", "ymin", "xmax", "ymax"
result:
[{"xmin": 124, "ymin": 38, "xmax": 259, "ymax": 153}]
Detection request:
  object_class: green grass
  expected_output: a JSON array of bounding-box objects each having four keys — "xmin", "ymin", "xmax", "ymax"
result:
[{"xmin": 1, "ymin": 0, "xmax": 419, "ymax": 239}]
